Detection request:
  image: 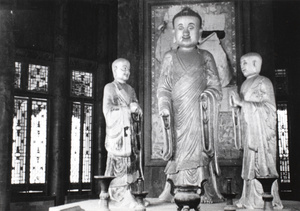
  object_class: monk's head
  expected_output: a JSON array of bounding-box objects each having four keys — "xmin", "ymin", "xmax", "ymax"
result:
[
  {"xmin": 172, "ymin": 7, "xmax": 202, "ymax": 49},
  {"xmin": 112, "ymin": 58, "xmax": 130, "ymax": 83},
  {"xmin": 240, "ymin": 53, "xmax": 262, "ymax": 78}
]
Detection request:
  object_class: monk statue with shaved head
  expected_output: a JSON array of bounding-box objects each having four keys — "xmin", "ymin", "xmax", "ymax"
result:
[
  {"xmin": 230, "ymin": 53, "xmax": 283, "ymax": 209},
  {"xmin": 103, "ymin": 58, "xmax": 143, "ymax": 207}
]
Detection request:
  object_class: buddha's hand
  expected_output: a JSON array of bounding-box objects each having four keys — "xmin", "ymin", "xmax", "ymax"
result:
[
  {"xmin": 159, "ymin": 108, "xmax": 170, "ymax": 117},
  {"xmin": 159, "ymin": 109, "xmax": 170, "ymax": 129},
  {"xmin": 159, "ymin": 109, "xmax": 172, "ymax": 161},
  {"xmin": 200, "ymin": 96, "xmax": 208, "ymax": 115}
]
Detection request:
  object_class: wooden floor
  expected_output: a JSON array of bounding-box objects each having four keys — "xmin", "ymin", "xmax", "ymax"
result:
[{"xmin": 49, "ymin": 198, "xmax": 300, "ymax": 211}]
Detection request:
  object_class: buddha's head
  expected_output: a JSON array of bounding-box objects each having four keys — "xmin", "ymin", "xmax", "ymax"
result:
[{"xmin": 172, "ymin": 7, "xmax": 203, "ymax": 50}]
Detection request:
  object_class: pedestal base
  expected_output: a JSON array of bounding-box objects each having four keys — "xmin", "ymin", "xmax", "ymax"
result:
[
  {"xmin": 256, "ymin": 177, "xmax": 277, "ymax": 211},
  {"xmin": 48, "ymin": 198, "xmax": 300, "ymax": 211},
  {"xmin": 262, "ymin": 194, "xmax": 274, "ymax": 210},
  {"xmin": 224, "ymin": 205, "xmax": 236, "ymax": 211},
  {"xmin": 99, "ymin": 192, "xmax": 110, "ymax": 211},
  {"xmin": 173, "ymin": 190, "xmax": 201, "ymax": 211},
  {"xmin": 132, "ymin": 191, "xmax": 148, "ymax": 211},
  {"xmin": 222, "ymin": 192, "xmax": 237, "ymax": 211}
]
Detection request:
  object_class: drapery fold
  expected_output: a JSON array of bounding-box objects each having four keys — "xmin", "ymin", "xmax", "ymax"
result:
[{"xmin": 157, "ymin": 48, "xmax": 222, "ymax": 191}]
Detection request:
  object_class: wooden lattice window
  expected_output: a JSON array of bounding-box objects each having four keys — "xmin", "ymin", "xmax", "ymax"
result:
[
  {"xmin": 277, "ymin": 103, "xmax": 290, "ymax": 184},
  {"xmin": 71, "ymin": 70, "xmax": 93, "ymax": 97},
  {"xmin": 12, "ymin": 62, "xmax": 49, "ymax": 193},
  {"xmin": 69, "ymin": 70, "xmax": 93, "ymax": 192},
  {"xmin": 275, "ymin": 68, "xmax": 291, "ymax": 194}
]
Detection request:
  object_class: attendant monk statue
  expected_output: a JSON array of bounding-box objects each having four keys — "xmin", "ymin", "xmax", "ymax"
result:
[
  {"xmin": 157, "ymin": 7, "xmax": 224, "ymax": 203},
  {"xmin": 230, "ymin": 53, "xmax": 283, "ymax": 209},
  {"xmin": 103, "ymin": 58, "xmax": 143, "ymax": 207}
]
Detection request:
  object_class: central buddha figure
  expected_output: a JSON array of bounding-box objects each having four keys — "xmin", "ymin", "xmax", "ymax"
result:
[{"xmin": 157, "ymin": 7, "xmax": 223, "ymax": 203}]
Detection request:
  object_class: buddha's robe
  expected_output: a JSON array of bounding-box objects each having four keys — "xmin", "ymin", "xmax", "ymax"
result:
[
  {"xmin": 236, "ymin": 75, "xmax": 283, "ymax": 209},
  {"xmin": 103, "ymin": 81, "xmax": 139, "ymax": 201},
  {"xmin": 157, "ymin": 48, "xmax": 222, "ymax": 190}
]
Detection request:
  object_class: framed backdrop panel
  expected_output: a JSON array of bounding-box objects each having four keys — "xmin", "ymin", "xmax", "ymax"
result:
[{"xmin": 143, "ymin": 0, "xmax": 241, "ymax": 166}]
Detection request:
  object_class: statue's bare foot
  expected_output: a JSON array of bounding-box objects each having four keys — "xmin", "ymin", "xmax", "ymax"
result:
[
  {"xmin": 200, "ymin": 194, "xmax": 213, "ymax": 204},
  {"xmin": 144, "ymin": 199, "xmax": 150, "ymax": 207},
  {"xmin": 182, "ymin": 206, "xmax": 189, "ymax": 211},
  {"xmin": 117, "ymin": 189, "xmax": 138, "ymax": 208},
  {"xmin": 158, "ymin": 182, "xmax": 173, "ymax": 202}
]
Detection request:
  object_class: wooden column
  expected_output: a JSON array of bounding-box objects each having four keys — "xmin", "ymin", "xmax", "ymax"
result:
[
  {"xmin": 49, "ymin": 0, "xmax": 69, "ymax": 205},
  {"xmin": 117, "ymin": 0, "xmax": 140, "ymax": 92},
  {"xmin": 0, "ymin": 6, "xmax": 15, "ymax": 211},
  {"xmin": 93, "ymin": 59, "xmax": 107, "ymax": 195},
  {"xmin": 250, "ymin": 1, "xmax": 275, "ymax": 81},
  {"xmin": 237, "ymin": 1, "xmax": 274, "ymax": 85},
  {"xmin": 93, "ymin": 2, "xmax": 117, "ymax": 195}
]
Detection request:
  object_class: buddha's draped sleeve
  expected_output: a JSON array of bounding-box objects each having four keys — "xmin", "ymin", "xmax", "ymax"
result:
[
  {"xmin": 199, "ymin": 50, "xmax": 222, "ymax": 176},
  {"xmin": 202, "ymin": 51, "xmax": 222, "ymax": 101},
  {"xmin": 157, "ymin": 52, "xmax": 175, "ymax": 161},
  {"xmin": 157, "ymin": 52, "xmax": 173, "ymax": 113}
]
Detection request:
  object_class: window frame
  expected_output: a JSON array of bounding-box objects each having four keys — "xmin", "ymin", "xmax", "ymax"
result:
[
  {"xmin": 12, "ymin": 60, "xmax": 52, "ymax": 195},
  {"xmin": 68, "ymin": 68, "xmax": 95, "ymax": 194},
  {"xmin": 274, "ymin": 68, "xmax": 292, "ymax": 198}
]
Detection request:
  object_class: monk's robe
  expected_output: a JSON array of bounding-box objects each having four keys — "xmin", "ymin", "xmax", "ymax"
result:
[
  {"xmin": 157, "ymin": 48, "xmax": 222, "ymax": 196},
  {"xmin": 236, "ymin": 75, "xmax": 283, "ymax": 209},
  {"xmin": 103, "ymin": 80, "xmax": 139, "ymax": 201}
]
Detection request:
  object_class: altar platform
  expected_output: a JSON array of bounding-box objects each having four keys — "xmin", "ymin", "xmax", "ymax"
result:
[{"xmin": 49, "ymin": 198, "xmax": 300, "ymax": 211}]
